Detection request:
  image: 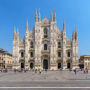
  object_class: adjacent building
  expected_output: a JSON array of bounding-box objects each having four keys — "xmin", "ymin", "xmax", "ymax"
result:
[
  {"xmin": 0, "ymin": 49, "xmax": 12, "ymax": 70},
  {"xmin": 0, "ymin": 49, "xmax": 4, "ymax": 69},
  {"xmin": 13, "ymin": 10, "xmax": 79, "ymax": 70},
  {"xmin": 79, "ymin": 55, "xmax": 90, "ymax": 69}
]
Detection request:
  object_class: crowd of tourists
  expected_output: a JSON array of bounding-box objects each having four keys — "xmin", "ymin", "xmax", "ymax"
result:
[
  {"xmin": 0, "ymin": 67, "xmax": 89, "ymax": 75},
  {"xmin": 13, "ymin": 68, "xmax": 43, "ymax": 74}
]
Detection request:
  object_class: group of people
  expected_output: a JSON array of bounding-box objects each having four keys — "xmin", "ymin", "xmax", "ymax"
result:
[
  {"xmin": 14, "ymin": 68, "xmax": 43, "ymax": 74},
  {"xmin": 35, "ymin": 68, "xmax": 42, "ymax": 74},
  {"xmin": 13, "ymin": 67, "xmax": 89, "ymax": 75},
  {"xmin": 83, "ymin": 67, "xmax": 88, "ymax": 74},
  {"xmin": 73, "ymin": 67, "xmax": 89, "ymax": 75},
  {"xmin": 0, "ymin": 68, "xmax": 8, "ymax": 72}
]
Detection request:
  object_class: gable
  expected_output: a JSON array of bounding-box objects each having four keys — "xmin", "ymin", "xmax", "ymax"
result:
[{"xmin": 41, "ymin": 17, "xmax": 50, "ymax": 26}]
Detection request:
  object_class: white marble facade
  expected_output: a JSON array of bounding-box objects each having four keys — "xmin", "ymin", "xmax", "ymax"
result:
[{"xmin": 13, "ymin": 10, "xmax": 79, "ymax": 70}]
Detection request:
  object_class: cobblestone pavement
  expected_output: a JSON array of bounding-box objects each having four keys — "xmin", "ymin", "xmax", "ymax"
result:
[
  {"xmin": 0, "ymin": 70, "xmax": 90, "ymax": 82},
  {"xmin": 0, "ymin": 70, "xmax": 90, "ymax": 90}
]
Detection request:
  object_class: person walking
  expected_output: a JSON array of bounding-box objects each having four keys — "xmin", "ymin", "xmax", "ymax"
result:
[
  {"xmin": 86, "ymin": 67, "xmax": 88, "ymax": 74},
  {"xmin": 14, "ymin": 68, "xmax": 16, "ymax": 73},
  {"xmin": 35, "ymin": 69, "xmax": 37, "ymax": 73},
  {"xmin": 83, "ymin": 68, "xmax": 85, "ymax": 74},
  {"xmin": 74, "ymin": 68, "xmax": 77, "ymax": 75},
  {"xmin": 39, "ymin": 68, "xmax": 42, "ymax": 74}
]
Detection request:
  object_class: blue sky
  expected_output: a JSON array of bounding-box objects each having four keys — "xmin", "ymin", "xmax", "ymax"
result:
[{"xmin": 0, "ymin": 0, "xmax": 90, "ymax": 57}]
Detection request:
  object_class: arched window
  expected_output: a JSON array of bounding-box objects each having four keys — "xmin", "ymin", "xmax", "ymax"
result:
[
  {"xmin": 44, "ymin": 28, "xmax": 48, "ymax": 38},
  {"xmin": 30, "ymin": 52, "xmax": 33, "ymax": 57},
  {"xmin": 44, "ymin": 44, "xmax": 47, "ymax": 50},
  {"xmin": 30, "ymin": 63, "xmax": 34, "ymax": 69},
  {"xmin": 58, "ymin": 42, "xmax": 61, "ymax": 48},
  {"xmin": 67, "ymin": 52, "xmax": 70, "ymax": 57},
  {"xmin": 58, "ymin": 52, "xmax": 61, "ymax": 57},
  {"xmin": 30, "ymin": 41, "xmax": 33, "ymax": 48},
  {"xmin": 21, "ymin": 52, "xmax": 24, "ymax": 57}
]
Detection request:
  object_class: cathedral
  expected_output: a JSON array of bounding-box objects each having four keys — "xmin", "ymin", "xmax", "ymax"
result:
[{"xmin": 13, "ymin": 10, "xmax": 79, "ymax": 70}]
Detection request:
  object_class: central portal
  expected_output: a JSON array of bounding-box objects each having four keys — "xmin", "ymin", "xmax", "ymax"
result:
[
  {"xmin": 21, "ymin": 63, "xmax": 24, "ymax": 69},
  {"xmin": 30, "ymin": 63, "xmax": 34, "ymax": 69},
  {"xmin": 67, "ymin": 63, "xmax": 71, "ymax": 69},
  {"xmin": 43, "ymin": 59, "xmax": 48, "ymax": 69}
]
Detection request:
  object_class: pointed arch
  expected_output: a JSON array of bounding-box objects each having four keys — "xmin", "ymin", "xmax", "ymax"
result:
[
  {"xmin": 44, "ymin": 44, "xmax": 47, "ymax": 50},
  {"xmin": 30, "ymin": 41, "xmax": 33, "ymax": 48},
  {"xmin": 44, "ymin": 28, "xmax": 48, "ymax": 38}
]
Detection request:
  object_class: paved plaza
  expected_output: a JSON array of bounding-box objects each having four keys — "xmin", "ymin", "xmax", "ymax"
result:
[
  {"xmin": 0, "ymin": 70, "xmax": 90, "ymax": 82},
  {"xmin": 0, "ymin": 70, "xmax": 90, "ymax": 90}
]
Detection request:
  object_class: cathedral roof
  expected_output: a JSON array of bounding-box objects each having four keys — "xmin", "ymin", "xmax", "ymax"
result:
[{"xmin": 41, "ymin": 17, "xmax": 50, "ymax": 26}]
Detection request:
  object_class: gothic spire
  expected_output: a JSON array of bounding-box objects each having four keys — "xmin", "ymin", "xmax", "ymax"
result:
[
  {"xmin": 26, "ymin": 19, "xmax": 28, "ymax": 31},
  {"xmin": 35, "ymin": 9, "xmax": 38, "ymax": 22},
  {"xmin": 13, "ymin": 27, "xmax": 16, "ymax": 40},
  {"xmin": 72, "ymin": 27, "xmax": 75, "ymax": 40},
  {"xmin": 17, "ymin": 25, "xmax": 19, "ymax": 40},
  {"xmin": 38, "ymin": 9, "xmax": 41, "ymax": 22},
  {"xmin": 14, "ymin": 26, "xmax": 16, "ymax": 33},
  {"xmin": 17, "ymin": 25, "xmax": 19, "ymax": 33},
  {"xmin": 53, "ymin": 9, "xmax": 56, "ymax": 22},
  {"xmin": 75, "ymin": 27, "xmax": 78, "ymax": 41},
  {"xmin": 63, "ymin": 19, "xmax": 65, "ymax": 32},
  {"xmin": 50, "ymin": 9, "xmax": 53, "ymax": 22}
]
